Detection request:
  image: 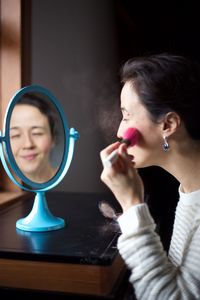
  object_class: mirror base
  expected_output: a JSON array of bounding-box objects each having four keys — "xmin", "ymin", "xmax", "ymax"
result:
[
  {"xmin": 16, "ymin": 217, "xmax": 65, "ymax": 232},
  {"xmin": 16, "ymin": 192, "xmax": 65, "ymax": 232}
]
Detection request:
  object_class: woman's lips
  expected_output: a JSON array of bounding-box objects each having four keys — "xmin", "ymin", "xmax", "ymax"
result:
[
  {"xmin": 128, "ymin": 154, "xmax": 134, "ymax": 161},
  {"xmin": 21, "ymin": 154, "xmax": 38, "ymax": 161}
]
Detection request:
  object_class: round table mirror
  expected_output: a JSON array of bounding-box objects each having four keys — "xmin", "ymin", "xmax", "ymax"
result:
[{"xmin": 0, "ymin": 85, "xmax": 79, "ymax": 232}]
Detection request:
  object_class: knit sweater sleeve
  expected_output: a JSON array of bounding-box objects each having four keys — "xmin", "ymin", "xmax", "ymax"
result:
[{"xmin": 117, "ymin": 203, "xmax": 200, "ymax": 300}]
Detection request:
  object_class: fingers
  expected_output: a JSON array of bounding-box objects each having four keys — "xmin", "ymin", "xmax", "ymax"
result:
[
  {"xmin": 102, "ymin": 149, "xmax": 118, "ymax": 168},
  {"xmin": 100, "ymin": 142, "xmax": 144, "ymax": 209},
  {"xmin": 101, "ymin": 142, "xmax": 134, "ymax": 171},
  {"xmin": 100, "ymin": 141, "xmax": 120, "ymax": 166},
  {"xmin": 118, "ymin": 144, "xmax": 133, "ymax": 165}
]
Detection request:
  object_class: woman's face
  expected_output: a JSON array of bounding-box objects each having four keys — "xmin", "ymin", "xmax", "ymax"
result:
[
  {"xmin": 10, "ymin": 104, "xmax": 54, "ymax": 179},
  {"xmin": 117, "ymin": 81, "xmax": 164, "ymax": 168}
]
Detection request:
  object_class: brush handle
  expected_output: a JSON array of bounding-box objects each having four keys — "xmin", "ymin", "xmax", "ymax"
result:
[{"xmin": 102, "ymin": 149, "xmax": 118, "ymax": 168}]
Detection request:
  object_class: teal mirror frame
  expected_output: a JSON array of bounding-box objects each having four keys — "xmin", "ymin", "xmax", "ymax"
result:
[{"xmin": 0, "ymin": 85, "xmax": 79, "ymax": 232}]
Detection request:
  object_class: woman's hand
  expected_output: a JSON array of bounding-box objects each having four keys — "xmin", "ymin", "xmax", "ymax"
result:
[{"xmin": 100, "ymin": 143, "xmax": 144, "ymax": 212}]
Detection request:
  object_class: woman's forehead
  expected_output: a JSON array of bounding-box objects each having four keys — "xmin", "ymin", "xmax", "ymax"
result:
[
  {"xmin": 121, "ymin": 90, "xmax": 143, "ymax": 116},
  {"xmin": 10, "ymin": 104, "xmax": 49, "ymax": 127}
]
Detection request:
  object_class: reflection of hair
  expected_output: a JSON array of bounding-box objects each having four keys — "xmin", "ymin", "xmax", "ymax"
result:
[
  {"xmin": 121, "ymin": 53, "xmax": 200, "ymax": 140},
  {"xmin": 17, "ymin": 92, "xmax": 59, "ymax": 141}
]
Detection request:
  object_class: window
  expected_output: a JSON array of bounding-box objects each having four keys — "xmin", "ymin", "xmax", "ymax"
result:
[{"xmin": 0, "ymin": 0, "xmax": 28, "ymax": 204}]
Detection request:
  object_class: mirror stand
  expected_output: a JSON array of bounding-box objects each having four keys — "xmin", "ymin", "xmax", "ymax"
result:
[
  {"xmin": 16, "ymin": 191, "xmax": 65, "ymax": 231},
  {"xmin": 0, "ymin": 85, "xmax": 79, "ymax": 232}
]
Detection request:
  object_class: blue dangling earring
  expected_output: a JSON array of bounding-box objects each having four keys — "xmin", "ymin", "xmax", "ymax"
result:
[{"xmin": 163, "ymin": 136, "xmax": 170, "ymax": 151}]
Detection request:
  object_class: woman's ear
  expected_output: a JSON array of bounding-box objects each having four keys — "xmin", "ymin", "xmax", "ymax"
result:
[{"xmin": 162, "ymin": 112, "xmax": 181, "ymax": 136}]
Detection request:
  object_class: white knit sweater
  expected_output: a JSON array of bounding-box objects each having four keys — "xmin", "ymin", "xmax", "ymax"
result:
[{"xmin": 117, "ymin": 188, "xmax": 200, "ymax": 299}]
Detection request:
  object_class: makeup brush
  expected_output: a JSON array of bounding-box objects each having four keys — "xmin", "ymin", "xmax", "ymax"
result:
[
  {"xmin": 103, "ymin": 127, "xmax": 139, "ymax": 168},
  {"xmin": 98, "ymin": 200, "xmax": 119, "ymax": 220}
]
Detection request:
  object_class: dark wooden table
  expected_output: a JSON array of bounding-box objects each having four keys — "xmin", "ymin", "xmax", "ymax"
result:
[{"xmin": 0, "ymin": 191, "xmax": 131, "ymax": 299}]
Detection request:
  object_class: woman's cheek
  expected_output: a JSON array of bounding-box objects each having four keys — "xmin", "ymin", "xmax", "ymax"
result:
[
  {"xmin": 39, "ymin": 138, "xmax": 53, "ymax": 153},
  {"xmin": 10, "ymin": 141, "xmax": 21, "ymax": 157}
]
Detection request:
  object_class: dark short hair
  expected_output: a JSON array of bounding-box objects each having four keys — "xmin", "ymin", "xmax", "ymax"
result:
[
  {"xmin": 121, "ymin": 53, "xmax": 200, "ymax": 140},
  {"xmin": 16, "ymin": 92, "xmax": 58, "ymax": 140}
]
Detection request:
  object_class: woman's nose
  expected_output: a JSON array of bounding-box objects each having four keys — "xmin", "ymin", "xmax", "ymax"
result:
[
  {"xmin": 23, "ymin": 134, "xmax": 34, "ymax": 148},
  {"xmin": 117, "ymin": 128, "xmax": 121, "ymax": 139},
  {"xmin": 117, "ymin": 122, "xmax": 125, "ymax": 139}
]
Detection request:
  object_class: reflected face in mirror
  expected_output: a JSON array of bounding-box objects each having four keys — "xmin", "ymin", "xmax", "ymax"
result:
[{"xmin": 9, "ymin": 93, "xmax": 62, "ymax": 183}]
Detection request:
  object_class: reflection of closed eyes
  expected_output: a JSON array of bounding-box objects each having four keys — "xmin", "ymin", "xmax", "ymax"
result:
[
  {"xmin": 10, "ymin": 132, "xmax": 45, "ymax": 139},
  {"xmin": 10, "ymin": 134, "xmax": 20, "ymax": 139},
  {"xmin": 32, "ymin": 132, "xmax": 45, "ymax": 136}
]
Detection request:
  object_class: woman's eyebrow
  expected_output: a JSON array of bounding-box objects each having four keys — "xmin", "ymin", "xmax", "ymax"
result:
[
  {"xmin": 10, "ymin": 126, "xmax": 46, "ymax": 131},
  {"xmin": 10, "ymin": 127, "xmax": 20, "ymax": 131}
]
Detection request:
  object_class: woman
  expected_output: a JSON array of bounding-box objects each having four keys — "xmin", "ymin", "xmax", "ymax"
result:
[
  {"xmin": 100, "ymin": 53, "xmax": 200, "ymax": 299},
  {"xmin": 10, "ymin": 93, "xmax": 59, "ymax": 183}
]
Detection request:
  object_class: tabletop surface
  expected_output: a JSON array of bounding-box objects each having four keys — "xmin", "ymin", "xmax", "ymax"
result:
[{"xmin": 0, "ymin": 191, "xmax": 121, "ymax": 266}]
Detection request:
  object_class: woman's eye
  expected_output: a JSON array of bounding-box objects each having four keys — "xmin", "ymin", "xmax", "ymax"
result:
[
  {"xmin": 122, "ymin": 112, "xmax": 130, "ymax": 122},
  {"xmin": 122, "ymin": 117, "xmax": 128, "ymax": 122},
  {"xmin": 10, "ymin": 134, "xmax": 20, "ymax": 139},
  {"xmin": 32, "ymin": 132, "xmax": 44, "ymax": 136}
]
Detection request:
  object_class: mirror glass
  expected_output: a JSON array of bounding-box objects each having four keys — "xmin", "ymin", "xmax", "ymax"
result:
[{"xmin": 9, "ymin": 91, "xmax": 64, "ymax": 184}]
